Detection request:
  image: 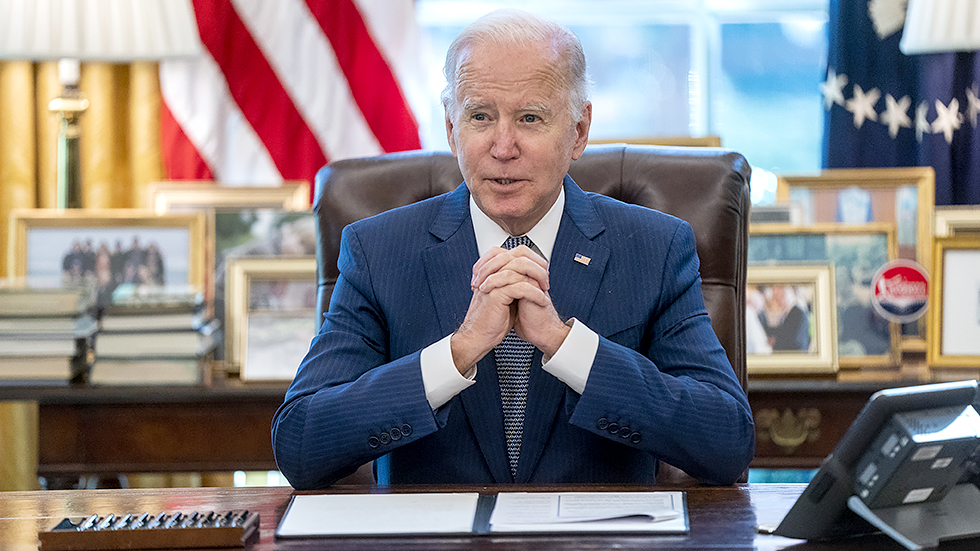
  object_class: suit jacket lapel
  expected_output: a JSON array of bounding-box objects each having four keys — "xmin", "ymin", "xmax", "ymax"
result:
[
  {"xmin": 421, "ymin": 184, "xmax": 513, "ymax": 483},
  {"xmin": 515, "ymin": 178, "xmax": 610, "ymax": 482},
  {"xmin": 549, "ymin": 178, "xmax": 610, "ymax": 323},
  {"xmin": 422, "ymin": 184, "xmax": 476, "ymax": 337}
]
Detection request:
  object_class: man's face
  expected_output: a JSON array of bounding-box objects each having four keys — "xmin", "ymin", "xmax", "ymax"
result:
[{"xmin": 446, "ymin": 40, "xmax": 591, "ymax": 236}]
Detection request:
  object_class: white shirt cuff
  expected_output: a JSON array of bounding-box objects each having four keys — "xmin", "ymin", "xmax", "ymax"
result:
[
  {"xmin": 541, "ymin": 318, "xmax": 598, "ymax": 395},
  {"xmin": 420, "ymin": 334, "xmax": 476, "ymax": 409}
]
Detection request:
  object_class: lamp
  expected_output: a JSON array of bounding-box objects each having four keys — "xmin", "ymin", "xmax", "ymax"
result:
[
  {"xmin": 901, "ymin": 0, "xmax": 980, "ymax": 54},
  {"xmin": 0, "ymin": 0, "xmax": 202, "ymax": 208}
]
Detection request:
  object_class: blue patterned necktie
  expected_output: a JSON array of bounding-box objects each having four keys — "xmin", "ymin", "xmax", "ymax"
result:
[{"xmin": 495, "ymin": 235, "xmax": 535, "ymax": 478}]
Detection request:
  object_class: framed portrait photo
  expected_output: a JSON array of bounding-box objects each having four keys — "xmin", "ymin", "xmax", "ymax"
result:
[
  {"xmin": 7, "ymin": 209, "xmax": 206, "ymax": 307},
  {"xmin": 747, "ymin": 264, "xmax": 838, "ymax": 375},
  {"xmin": 749, "ymin": 222, "xmax": 900, "ymax": 369},
  {"xmin": 225, "ymin": 256, "xmax": 317, "ymax": 381},
  {"xmin": 928, "ymin": 235, "xmax": 980, "ymax": 368}
]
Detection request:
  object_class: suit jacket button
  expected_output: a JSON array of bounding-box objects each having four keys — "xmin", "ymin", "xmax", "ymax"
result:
[
  {"xmin": 389, "ymin": 427, "xmax": 403, "ymax": 441},
  {"xmin": 618, "ymin": 426, "xmax": 632, "ymax": 439},
  {"xmin": 378, "ymin": 432, "xmax": 391, "ymax": 445},
  {"xmin": 630, "ymin": 432, "xmax": 642, "ymax": 444},
  {"xmin": 368, "ymin": 436, "xmax": 381, "ymax": 449},
  {"xmin": 400, "ymin": 423, "xmax": 413, "ymax": 437},
  {"xmin": 596, "ymin": 418, "xmax": 609, "ymax": 430},
  {"xmin": 607, "ymin": 422, "xmax": 619, "ymax": 434}
]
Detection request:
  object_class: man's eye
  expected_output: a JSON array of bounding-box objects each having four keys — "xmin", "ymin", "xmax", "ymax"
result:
[
  {"xmin": 473, "ymin": 113, "xmax": 488, "ymax": 121},
  {"xmin": 522, "ymin": 114, "xmax": 539, "ymax": 123}
]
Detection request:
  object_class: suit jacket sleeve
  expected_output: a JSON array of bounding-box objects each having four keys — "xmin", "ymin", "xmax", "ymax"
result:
[
  {"xmin": 271, "ymin": 223, "xmax": 446, "ymax": 490},
  {"xmin": 567, "ymin": 219, "xmax": 754, "ymax": 485}
]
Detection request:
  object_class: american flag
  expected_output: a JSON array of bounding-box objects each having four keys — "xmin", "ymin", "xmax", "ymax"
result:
[
  {"xmin": 159, "ymin": 0, "xmax": 424, "ymax": 194},
  {"xmin": 823, "ymin": 0, "xmax": 980, "ymax": 204}
]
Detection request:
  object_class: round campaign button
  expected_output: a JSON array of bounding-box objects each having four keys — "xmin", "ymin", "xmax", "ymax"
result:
[{"xmin": 871, "ymin": 260, "xmax": 929, "ymax": 323}]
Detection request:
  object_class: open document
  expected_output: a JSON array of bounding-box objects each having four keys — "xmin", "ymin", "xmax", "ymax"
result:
[
  {"xmin": 275, "ymin": 491, "xmax": 688, "ymax": 538},
  {"xmin": 489, "ymin": 492, "xmax": 688, "ymax": 533}
]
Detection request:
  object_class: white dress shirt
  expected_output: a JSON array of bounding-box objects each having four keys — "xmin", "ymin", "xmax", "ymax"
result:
[{"xmin": 419, "ymin": 187, "xmax": 600, "ymax": 409}]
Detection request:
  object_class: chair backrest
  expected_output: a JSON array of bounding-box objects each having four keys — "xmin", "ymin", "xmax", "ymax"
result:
[{"xmin": 314, "ymin": 144, "xmax": 751, "ymax": 390}]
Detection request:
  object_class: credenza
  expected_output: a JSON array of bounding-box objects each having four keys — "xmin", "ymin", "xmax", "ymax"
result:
[{"xmin": 0, "ymin": 378, "xmax": 938, "ymax": 479}]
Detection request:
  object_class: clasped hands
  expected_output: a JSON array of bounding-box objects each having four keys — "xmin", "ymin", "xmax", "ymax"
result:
[{"xmin": 450, "ymin": 245, "xmax": 571, "ymax": 375}]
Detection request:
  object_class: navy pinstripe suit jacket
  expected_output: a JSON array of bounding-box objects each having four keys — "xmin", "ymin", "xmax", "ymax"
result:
[{"xmin": 271, "ymin": 177, "xmax": 754, "ymax": 490}]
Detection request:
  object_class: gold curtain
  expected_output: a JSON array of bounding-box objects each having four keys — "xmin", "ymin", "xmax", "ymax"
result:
[{"xmin": 0, "ymin": 60, "xmax": 164, "ymax": 491}]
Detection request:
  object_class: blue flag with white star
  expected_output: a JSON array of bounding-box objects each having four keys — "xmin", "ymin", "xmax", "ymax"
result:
[{"xmin": 824, "ymin": 0, "xmax": 980, "ymax": 204}]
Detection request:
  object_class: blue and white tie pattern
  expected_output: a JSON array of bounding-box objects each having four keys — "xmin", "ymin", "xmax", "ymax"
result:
[{"xmin": 494, "ymin": 235, "xmax": 535, "ymax": 478}]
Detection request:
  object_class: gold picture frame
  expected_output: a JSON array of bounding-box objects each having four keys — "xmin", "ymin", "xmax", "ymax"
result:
[
  {"xmin": 775, "ymin": 167, "xmax": 934, "ymax": 278},
  {"xmin": 928, "ymin": 235, "xmax": 980, "ymax": 369},
  {"xmin": 934, "ymin": 205, "xmax": 980, "ymax": 238},
  {"xmin": 146, "ymin": 181, "xmax": 311, "ymax": 214},
  {"xmin": 225, "ymin": 256, "xmax": 316, "ymax": 381},
  {"xmin": 747, "ymin": 264, "xmax": 838, "ymax": 375},
  {"xmin": 147, "ymin": 183, "xmax": 314, "ymax": 369},
  {"xmin": 749, "ymin": 222, "xmax": 900, "ymax": 369},
  {"xmin": 8, "ymin": 209, "xmax": 206, "ymax": 307}
]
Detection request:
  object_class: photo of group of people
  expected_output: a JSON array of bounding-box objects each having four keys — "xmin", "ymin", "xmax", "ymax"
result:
[
  {"xmin": 25, "ymin": 226, "xmax": 191, "ymax": 308},
  {"xmin": 62, "ymin": 237, "xmax": 166, "ymax": 290},
  {"xmin": 59, "ymin": 237, "xmax": 168, "ymax": 307},
  {"xmin": 747, "ymin": 284, "xmax": 814, "ymax": 355}
]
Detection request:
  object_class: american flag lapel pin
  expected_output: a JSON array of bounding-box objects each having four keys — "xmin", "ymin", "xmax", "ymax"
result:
[{"xmin": 573, "ymin": 253, "xmax": 591, "ymax": 266}]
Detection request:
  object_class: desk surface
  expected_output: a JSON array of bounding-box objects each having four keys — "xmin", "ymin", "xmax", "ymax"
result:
[{"xmin": 1, "ymin": 483, "xmax": 976, "ymax": 551}]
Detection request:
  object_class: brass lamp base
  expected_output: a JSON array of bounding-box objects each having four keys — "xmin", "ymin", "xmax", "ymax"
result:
[{"xmin": 49, "ymin": 93, "xmax": 89, "ymax": 209}]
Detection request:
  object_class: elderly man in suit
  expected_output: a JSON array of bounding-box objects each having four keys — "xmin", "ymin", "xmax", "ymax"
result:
[{"xmin": 272, "ymin": 9, "xmax": 754, "ymax": 489}]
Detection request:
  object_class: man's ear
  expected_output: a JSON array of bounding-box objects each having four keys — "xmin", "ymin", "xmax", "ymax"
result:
[
  {"xmin": 445, "ymin": 113, "xmax": 459, "ymax": 157},
  {"xmin": 570, "ymin": 101, "xmax": 592, "ymax": 161}
]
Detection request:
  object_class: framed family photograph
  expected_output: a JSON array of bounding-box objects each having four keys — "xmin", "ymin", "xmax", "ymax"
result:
[
  {"xmin": 928, "ymin": 235, "xmax": 980, "ymax": 368},
  {"xmin": 747, "ymin": 264, "xmax": 838, "ymax": 375},
  {"xmin": 225, "ymin": 257, "xmax": 317, "ymax": 381},
  {"xmin": 147, "ymin": 183, "xmax": 314, "ymax": 366},
  {"xmin": 749, "ymin": 222, "xmax": 900, "ymax": 369},
  {"xmin": 776, "ymin": 165, "xmax": 934, "ymax": 342},
  {"xmin": 7, "ymin": 209, "xmax": 206, "ymax": 308},
  {"xmin": 215, "ymin": 211, "xmax": 316, "ymax": 366}
]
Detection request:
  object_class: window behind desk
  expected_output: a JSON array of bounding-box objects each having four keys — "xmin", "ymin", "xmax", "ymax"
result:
[{"xmin": 415, "ymin": 0, "xmax": 828, "ymax": 205}]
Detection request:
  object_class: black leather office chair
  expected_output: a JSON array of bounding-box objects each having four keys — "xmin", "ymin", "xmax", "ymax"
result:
[{"xmin": 313, "ymin": 144, "xmax": 752, "ymax": 484}]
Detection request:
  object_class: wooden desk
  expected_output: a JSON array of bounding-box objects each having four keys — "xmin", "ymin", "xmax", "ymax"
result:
[
  {"xmin": 4, "ymin": 483, "xmax": 971, "ymax": 551},
  {"xmin": 0, "ymin": 378, "xmax": 933, "ymax": 479}
]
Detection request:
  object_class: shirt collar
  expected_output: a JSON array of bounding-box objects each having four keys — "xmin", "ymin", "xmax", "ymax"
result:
[{"xmin": 469, "ymin": 185, "xmax": 564, "ymax": 263}]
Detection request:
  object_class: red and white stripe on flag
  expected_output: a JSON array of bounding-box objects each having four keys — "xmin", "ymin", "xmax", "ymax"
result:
[{"xmin": 160, "ymin": 0, "xmax": 424, "ymax": 189}]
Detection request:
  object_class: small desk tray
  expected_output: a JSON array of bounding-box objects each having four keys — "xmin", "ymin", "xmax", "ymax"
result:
[{"xmin": 39, "ymin": 510, "xmax": 259, "ymax": 550}]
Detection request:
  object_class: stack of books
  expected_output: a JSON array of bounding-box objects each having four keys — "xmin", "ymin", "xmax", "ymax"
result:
[
  {"xmin": 0, "ymin": 285, "xmax": 97, "ymax": 385},
  {"xmin": 90, "ymin": 285, "xmax": 217, "ymax": 385}
]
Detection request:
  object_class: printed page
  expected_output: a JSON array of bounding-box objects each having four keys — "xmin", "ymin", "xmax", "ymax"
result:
[
  {"xmin": 489, "ymin": 491, "xmax": 688, "ymax": 533},
  {"xmin": 275, "ymin": 493, "xmax": 480, "ymax": 537}
]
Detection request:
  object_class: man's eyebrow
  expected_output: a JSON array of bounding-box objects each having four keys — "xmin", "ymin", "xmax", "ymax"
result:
[
  {"xmin": 462, "ymin": 101, "xmax": 492, "ymax": 112},
  {"xmin": 519, "ymin": 104, "xmax": 551, "ymax": 114}
]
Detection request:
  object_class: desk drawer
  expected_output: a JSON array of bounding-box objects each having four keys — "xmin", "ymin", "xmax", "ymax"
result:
[{"xmin": 748, "ymin": 386, "xmax": 874, "ymax": 469}]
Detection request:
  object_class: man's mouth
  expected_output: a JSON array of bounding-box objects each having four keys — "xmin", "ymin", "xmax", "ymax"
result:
[{"xmin": 492, "ymin": 178, "xmax": 518, "ymax": 185}]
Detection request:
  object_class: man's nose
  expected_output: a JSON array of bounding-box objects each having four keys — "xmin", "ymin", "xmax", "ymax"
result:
[{"xmin": 489, "ymin": 122, "xmax": 519, "ymax": 160}]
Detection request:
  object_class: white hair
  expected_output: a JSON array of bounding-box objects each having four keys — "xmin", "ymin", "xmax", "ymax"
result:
[{"xmin": 441, "ymin": 9, "xmax": 590, "ymax": 122}]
